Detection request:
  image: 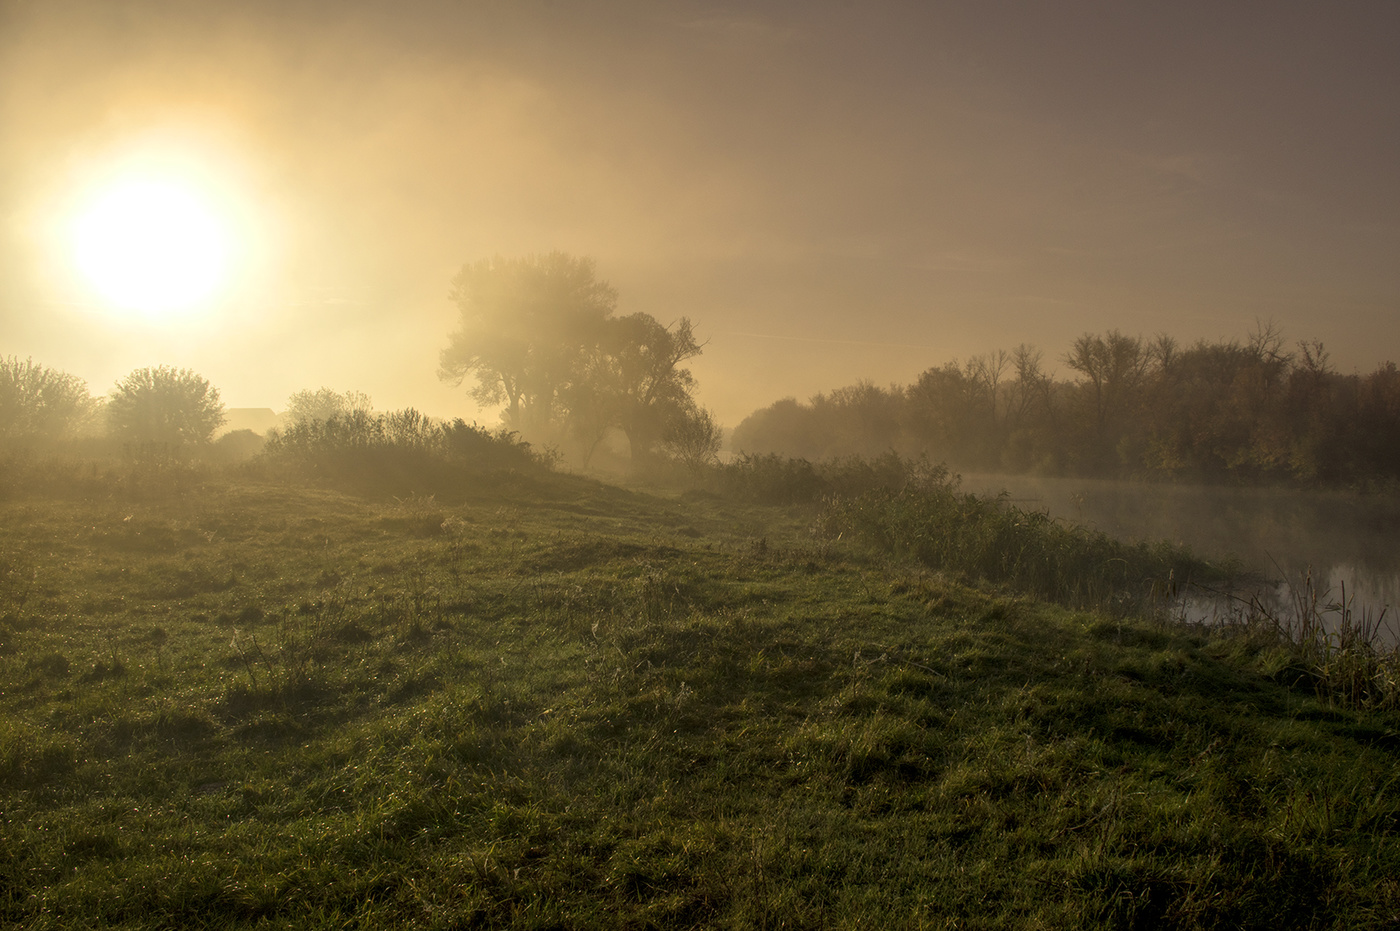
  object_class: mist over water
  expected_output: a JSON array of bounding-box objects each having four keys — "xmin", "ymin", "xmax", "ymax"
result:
[{"xmin": 959, "ymin": 473, "xmax": 1400, "ymax": 643}]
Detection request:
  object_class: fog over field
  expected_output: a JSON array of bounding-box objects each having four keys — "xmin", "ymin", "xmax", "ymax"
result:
[{"xmin": 3, "ymin": 0, "xmax": 1400, "ymax": 432}]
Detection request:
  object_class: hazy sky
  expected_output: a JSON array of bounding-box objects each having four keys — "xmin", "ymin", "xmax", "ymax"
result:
[{"xmin": 3, "ymin": 0, "xmax": 1398, "ymax": 427}]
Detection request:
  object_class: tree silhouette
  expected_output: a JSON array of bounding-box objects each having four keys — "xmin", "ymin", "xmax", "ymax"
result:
[
  {"xmin": 107, "ymin": 366, "xmax": 225, "ymax": 448},
  {"xmin": 731, "ymin": 325, "xmax": 1400, "ymax": 486},
  {"xmin": 569, "ymin": 314, "xmax": 703, "ymax": 461},
  {"xmin": 440, "ymin": 253, "xmax": 707, "ymax": 464}
]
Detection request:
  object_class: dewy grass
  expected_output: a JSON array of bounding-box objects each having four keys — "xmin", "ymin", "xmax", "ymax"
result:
[{"xmin": 1, "ymin": 466, "xmax": 1398, "ymax": 928}]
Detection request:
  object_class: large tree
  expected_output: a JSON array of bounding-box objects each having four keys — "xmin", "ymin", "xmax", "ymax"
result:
[
  {"xmin": 107, "ymin": 365, "xmax": 225, "ymax": 448},
  {"xmin": 438, "ymin": 253, "xmax": 617, "ymax": 435},
  {"xmin": 439, "ymin": 253, "xmax": 707, "ymax": 464},
  {"xmin": 1063, "ymin": 331, "xmax": 1152, "ymax": 436}
]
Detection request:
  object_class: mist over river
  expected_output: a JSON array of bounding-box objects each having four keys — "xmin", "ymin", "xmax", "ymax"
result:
[{"xmin": 959, "ymin": 473, "xmax": 1400, "ymax": 642}]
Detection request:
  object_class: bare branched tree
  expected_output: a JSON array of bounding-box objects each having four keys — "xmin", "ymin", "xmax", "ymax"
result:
[
  {"xmin": 661, "ymin": 405, "xmax": 723, "ymax": 471},
  {"xmin": 284, "ymin": 388, "xmax": 374, "ymax": 426}
]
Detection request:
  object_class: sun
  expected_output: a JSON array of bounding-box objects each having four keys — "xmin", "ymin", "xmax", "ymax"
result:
[{"xmin": 70, "ymin": 175, "xmax": 236, "ymax": 319}]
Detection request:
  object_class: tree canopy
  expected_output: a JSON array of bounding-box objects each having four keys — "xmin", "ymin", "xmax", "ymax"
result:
[
  {"xmin": 107, "ymin": 365, "xmax": 225, "ymax": 448},
  {"xmin": 439, "ymin": 252, "xmax": 617, "ymax": 435}
]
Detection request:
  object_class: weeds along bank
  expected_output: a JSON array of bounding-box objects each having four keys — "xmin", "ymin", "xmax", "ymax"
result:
[{"xmin": 2, "ymin": 452, "xmax": 1399, "ymax": 927}]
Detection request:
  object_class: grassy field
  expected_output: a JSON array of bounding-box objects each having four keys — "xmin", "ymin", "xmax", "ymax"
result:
[{"xmin": 2, "ymin": 458, "xmax": 1399, "ymax": 929}]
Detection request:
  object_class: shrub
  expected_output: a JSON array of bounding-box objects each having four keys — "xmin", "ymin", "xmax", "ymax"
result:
[
  {"xmin": 261, "ymin": 410, "xmax": 549, "ymax": 488},
  {"xmin": 283, "ymin": 387, "xmax": 373, "ymax": 426},
  {"xmin": 717, "ymin": 449, "xmax": 1219, "ymax": 610},
  {"xmin": 661, "ymin": 405, "xmax": 724, "ymax": 472},
  {"xmin": 719, "ymin": 453, "xmax": 825, "ymax": 504},
  {"xmin": 211, "ymin": 429, "xmax": 266, "ymax": 463}
]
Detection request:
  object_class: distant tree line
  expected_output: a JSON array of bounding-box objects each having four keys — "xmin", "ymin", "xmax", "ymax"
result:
[
  {"xmin": 0, "ymin": 357, "xmax": 559, "ymax": 496},
  {"xmin": 732, "ymin": 324, "xmax": 1400, "ymax": 486}
]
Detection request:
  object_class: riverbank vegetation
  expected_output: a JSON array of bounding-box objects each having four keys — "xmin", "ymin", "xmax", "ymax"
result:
[{"xmin": 2, "ymin": 445, "xmax": 1398, "ymax": 928}]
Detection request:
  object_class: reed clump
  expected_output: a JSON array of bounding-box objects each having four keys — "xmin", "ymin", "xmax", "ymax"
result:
[
  {"xmin": 818, "ymin": 471, "xmax": 1222, "ymax": 612},
  {"xmin": 1206, "ymin": 571, "xmax": 1400, "ymax": 711}
]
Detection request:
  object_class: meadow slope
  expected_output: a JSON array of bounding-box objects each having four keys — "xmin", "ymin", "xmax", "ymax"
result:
[{"xmin": 1, "ymin": 465, "xmax": 1398, "ymax": 929}]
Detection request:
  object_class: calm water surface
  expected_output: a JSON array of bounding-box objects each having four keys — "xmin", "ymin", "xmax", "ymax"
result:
[{"xmin": 959, "ymin": 473, "xmax": 1400, "ymax": 645}]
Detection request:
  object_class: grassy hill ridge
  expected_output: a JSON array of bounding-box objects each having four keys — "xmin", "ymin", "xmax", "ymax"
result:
[{"xmin": 2, "ymin": 464, "xmax": 1398, "ymax": 929}]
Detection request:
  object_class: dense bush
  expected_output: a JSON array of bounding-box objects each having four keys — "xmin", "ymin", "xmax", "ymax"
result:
[
  {"xmin": 719, "ymin": 453, "xmax": 825, "ymax": 504},
  {"xmin": 718, "ymin": 451, "xmax": 951, "ymax": 505},
  {"xmin": 107, "ymin": 365, "xmax": 225, "ymax": 449},
  {"xmin": 261, "ymin": 409, "xmax": 550, "ymax": 488}
]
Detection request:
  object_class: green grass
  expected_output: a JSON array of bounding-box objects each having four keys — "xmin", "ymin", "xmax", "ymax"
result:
[{"xmin": 1, "ymin": 460, "xmax": 1398, "ymax": 929}]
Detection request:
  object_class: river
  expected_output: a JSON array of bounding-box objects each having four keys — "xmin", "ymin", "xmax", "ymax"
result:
[{"xmin": 958, "ymin": 473, "xmax": 1400, "ymax": 645}]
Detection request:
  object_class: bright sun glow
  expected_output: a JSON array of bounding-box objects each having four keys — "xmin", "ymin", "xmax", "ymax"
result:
[{"xmin": 71, "ymin": 176, "xmax": 235, "ymax": 318}]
